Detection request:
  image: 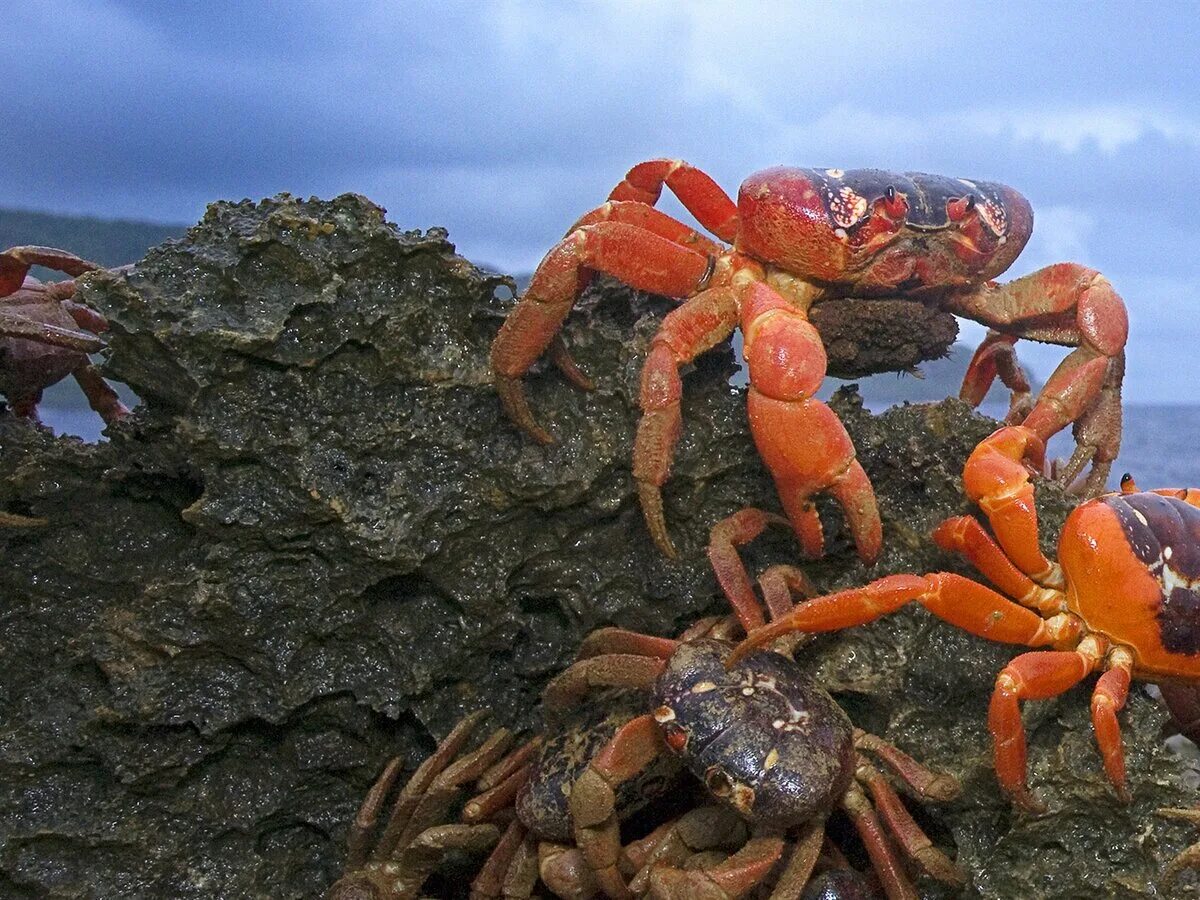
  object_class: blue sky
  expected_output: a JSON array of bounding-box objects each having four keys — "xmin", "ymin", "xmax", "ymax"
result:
[{"xmin": 5, "ymin": 1, "xmax": 1199, "ymax": 401}]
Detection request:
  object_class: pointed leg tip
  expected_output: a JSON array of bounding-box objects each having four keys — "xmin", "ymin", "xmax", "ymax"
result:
[{"xmin": 637, "ymin": 481, "xmax": 678, "ymax": 559}]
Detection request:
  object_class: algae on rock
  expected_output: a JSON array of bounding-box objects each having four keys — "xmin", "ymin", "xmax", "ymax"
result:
[{"xmin": 0, "ymin": 193, "xmax": 1197, "ymax": 898}]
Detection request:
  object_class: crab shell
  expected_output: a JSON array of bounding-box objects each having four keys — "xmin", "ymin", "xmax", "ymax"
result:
[
  {"xmin": 652, "ymin": 638, "xmax": 855, "ymax": 830},
  {"xmin": 1060, "ymin": 490, "xmax": 1200, "ymax": 679},
  {"xmin": 736, "ymin": 167, "xmax": 1033, "ymax": 294}
]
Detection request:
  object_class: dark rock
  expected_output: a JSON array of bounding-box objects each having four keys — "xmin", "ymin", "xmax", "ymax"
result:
[{"xmin": 0, "ymin": 193, "xmax": 1196, "ymax": 898}]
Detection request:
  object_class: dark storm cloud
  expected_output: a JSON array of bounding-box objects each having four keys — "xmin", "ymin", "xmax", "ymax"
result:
[{"xmin": 5, "ymin": 1, "xmax": 1200, "ymax": 399}]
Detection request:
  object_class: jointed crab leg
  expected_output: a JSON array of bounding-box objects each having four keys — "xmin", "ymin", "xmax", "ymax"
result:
[
  {"xmin": 571, "ymin": 713, "xmax": 666, "ymax": 898},
  {"xmin": 955, "ymin": 263, "xmax": 1128, "ymax": 496},
  {"xmin": 0, "ymin": 310, "xmax": 104, "ymax": 352},
  {"xmin": 0, "ymin": 245, "xmax": 97, "ymax": 294},
  {"xmin": 634, "ymin": 282, "xmax": 740, "ymax": 557},
  {"xmin": 491, "ymin": 221, "xmax": 714, "ymax": 445},
  {"xmin": 609, "ymin": 159, "xmax": 740, "ymax": 243},
  {"xmin": 738, "ymin": 277, "xmax": 881, "ymax": 563}
]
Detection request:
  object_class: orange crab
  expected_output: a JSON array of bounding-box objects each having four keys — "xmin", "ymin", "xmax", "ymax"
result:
[
  {"xmin": 727, "ymin": 424, "xmax": 1200, "ymax": 812},
  {"xmin": 490, "ymin": 161, "xmax": 1128, "ymax": 564}
]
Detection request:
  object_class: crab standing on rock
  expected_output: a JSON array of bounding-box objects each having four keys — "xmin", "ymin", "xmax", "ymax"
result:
[
  {"xmin": 727, "ymin": 425, "xmax": 1200, "ymax": 832},
  {"xmin": 468, "ymin": 552, "xmax": 963, "ymax": 899},
  {"xmin": 491, "ymin": 161, "xmax": 1128, "ymax": 562},
  {"xmin": 0, "ymin": 245, "xmax": 128, "ymax": 427}
]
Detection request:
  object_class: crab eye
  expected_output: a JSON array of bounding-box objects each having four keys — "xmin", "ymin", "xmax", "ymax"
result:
[
  {"xmin": 947, "ymin": 194, "xmax": 977, "ymax": 221},
  {"xmin": 878, "ymin": 184, "xmax": 907, "ymax": 219}
]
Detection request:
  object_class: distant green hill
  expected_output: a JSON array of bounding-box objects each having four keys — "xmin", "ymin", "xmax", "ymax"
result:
[{"xmin": 0, "ymin": 207, "xmax": 186, "ymax": 268}]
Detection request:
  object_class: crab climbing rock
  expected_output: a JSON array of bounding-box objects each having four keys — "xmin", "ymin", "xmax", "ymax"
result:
[
  {"xmin": 730, "ymin": 426, "xmax": 1200, "ymax": 814},
  {"xmin": 0, "ymin": 245, "xmax": 128, "ymax": 427},
  {"xmin": 490, "ymin": 162, "xmax": 1127, "ymax": 560}
]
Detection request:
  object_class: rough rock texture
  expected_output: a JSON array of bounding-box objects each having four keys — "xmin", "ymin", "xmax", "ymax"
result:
[{"xmin": 1, "ymin": 194, "xmax": 1198, "ymax": 898}]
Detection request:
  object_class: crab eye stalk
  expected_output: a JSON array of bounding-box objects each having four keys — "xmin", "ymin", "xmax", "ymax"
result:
[
  {"xmin": 947, "ymin": 194, "xmax": 977, "ymax": 222},
  {"xmin": 879, "ymin": 184, "xmax": 908, "ymax": 219}
]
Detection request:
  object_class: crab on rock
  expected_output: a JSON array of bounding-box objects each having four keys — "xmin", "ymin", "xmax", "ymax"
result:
[
  {"xmin": 728, "ymin": 425, "xmax": 1199, "ymax": 813},
  {"xmin": 0, "ymin": 246, "xmax": 127, "ymax": 426},
  {"xmin": 490, "ymin": 162, "xmax": 1128, "ymax": 562}
]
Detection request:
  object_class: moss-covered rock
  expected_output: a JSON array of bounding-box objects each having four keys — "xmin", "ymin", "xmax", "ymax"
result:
[{"xmin": 1, "ymin": 194, "xmax": 1196, "ymax": 898}]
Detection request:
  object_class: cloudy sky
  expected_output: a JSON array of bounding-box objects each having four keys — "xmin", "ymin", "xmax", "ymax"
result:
[{"xmin": 6, "ymin": 1, "xmax": 1199, "ymax": 401}]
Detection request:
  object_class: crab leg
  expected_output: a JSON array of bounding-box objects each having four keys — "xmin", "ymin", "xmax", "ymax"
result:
[
  {"xmin": 726, "ymin": 572, "xmax": 1073, "ymax": 668},
  {"xmin": 0, "ymin": 246, "xmax": 98, "ymax": 294},
  {"xmin": 856, "ymin": 758, "xmax": 963, "ymax": 885},
  {"xmin": 643, "ymin": 831, "xmax": 787, "ymax": 899},
  {"xmin": 0, "ymin": 309, "xmax": 105, "ymax": 352},
  {"xmin": 572, "ymin": 713, "xmax": 667, "ymax": 898},
  {"xmin": 840, "ymin": 781, "xmax": 918, "ymax": 900},
  {"xmin": 953, "ymin": 263, "xmax": 1128, "ymax": 496},
  {"xmin": 989, "ymin": 640, "xmax": 1105, "ymax": 811},
  {"xmin": 635, "ymin": 283, "xmax": 740, "ymax": 557},
  {"xmin": 961, "ymin": 426, "xmax": 1064, "ymax": 588},
  {"xmin": 491, "ymin": 221, "xmax": 714, "ymax": 445},
  {"xmin": 740, "ymin": 279, "xmax": 881, "ymax": 563},
  {"xmin": 960, "ymin": 330, "xmax": 1033, "ymax": 421},
  {"xmin": 932, "ymin": 515, "xmax": 1065, "ymax": 614},
  {"xmin": 609, "ymin": 159, "xmax": 740, "ymax": 243},
  {"xmin": 371, "ymin": 712, "xmax": 500, "ymax": 858},
  {"xmin": 542, "ymin": 653, "xmax": 667, "ymax": 710},
  {"xmin": 1090, "ymin": 647, "xmax": 1134, "ymax": 802},
  {"xmin": 575, "ymin": 627, "xmax": 680, "ymax": 661},
  {"xmin": 72, "ymin": 364, "xmax": 129, "ymax": 424},
  {"xmin": 853, "ymin": 730, "xmax": 960, "ymax": 803}
]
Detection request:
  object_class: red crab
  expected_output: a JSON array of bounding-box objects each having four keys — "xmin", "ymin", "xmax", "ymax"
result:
[
  {"xmin": 0, "ymin": 246, "xmax": 127, "ymax": 426},
  {"xmin": 727, "ymin": 424, "xmax": 1200, "ymax": 814},
  {"xmin": 490, "ymin": 162, "xmax": 1128, "ymax": 563}
]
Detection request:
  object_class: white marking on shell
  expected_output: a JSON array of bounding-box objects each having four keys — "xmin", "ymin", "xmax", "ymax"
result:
[
  {"xmin": 959, "ymin": 178, "xmax": 978, "ymax": 189},
  {"xmin": 825, "ymin": 168, "xmax": 845, "ymax": 178},
  {"xmin": 1166, "ymin": 546, "xmax": 1174, "ymax": 560},
  {"xmin": 833, "ymin": 228, "xmax": 848, "ymax": 240},
  {"xmin": 765, "ymin": 748, "xmax": 780, "ymax": 770},
  {"xmin": 653, "ymin": 705, "xmax": 676, "ymax": 723},
  {"xmin": 691, "ymin": 681, "xmax": 717, "ymax": 694},
  {"xmin": 1134, "ymin": 509, "xmax": 1150, "ymax": 527}
]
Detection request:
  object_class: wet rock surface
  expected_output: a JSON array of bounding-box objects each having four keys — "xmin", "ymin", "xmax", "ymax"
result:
[{"xmin": 0, "ymin": 194, "xmax": 1197, "ymax": 898}]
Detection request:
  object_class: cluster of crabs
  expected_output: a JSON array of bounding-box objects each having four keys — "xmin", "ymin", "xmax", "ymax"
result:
[{"xmin": 5, "ymin": 163, "xmax": 1200, "ymax": 897}]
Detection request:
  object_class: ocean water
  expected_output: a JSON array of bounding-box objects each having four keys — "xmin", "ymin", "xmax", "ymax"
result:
[{"xmin": 36, "ymin": 399, "xmax": 1200, "ymax": 494}]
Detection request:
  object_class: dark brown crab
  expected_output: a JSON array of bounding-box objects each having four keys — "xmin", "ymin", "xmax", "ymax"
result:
[
  {"xmin": 0, "ymin": 245, "xmax": 128, "ymax": 428},
  {"xmin": 472, "ymin": 531, "xmax": 963, "ymax": 899}
]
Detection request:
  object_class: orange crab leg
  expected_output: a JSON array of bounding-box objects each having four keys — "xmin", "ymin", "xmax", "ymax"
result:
[
  {"xmin": 741, "ymin": 280, "xmax": 881, "ymax": 563},
  {"xmin": 608, "ymin": 159, "xmax": 740, "ymax": 243},
  {"xmin": 491, "ymin": 221, "xmax": 713, "ymax": 444},
  {"xmin": 634, "ymin": 284, "xmax": 741, "ymax": 556},
  {"xmin": 571, "ymin": 199, "xmax": 726, "ymax": 257},
  {"xmin": 727, "ymin": 572, "xmax": 1065, "ymax": 668},
  {"xmin": 1091, "ymin": 649, "xmax": 1134, "ymax": 802},
  {"xmin": 645, "ymin": 833, "xmax": 787, "ymax": 899},
  {"xmin": 932, "ymin": 515, "xmax": 1064, "ymax": 614},
  {"xmin": 961, "ymin": 426, "xmax": 1063, "ymax": 588},
  {"xmin": 989, "ymin": 644, "xmax": 1104, "ymax": 811},
  {"xmin": 953, "ymin": 263, "xmax": 1128, "ymax": 496},
  {"xmin": 960, "ymin": 330, "xmax": 1033, "ymax": 419}
]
